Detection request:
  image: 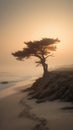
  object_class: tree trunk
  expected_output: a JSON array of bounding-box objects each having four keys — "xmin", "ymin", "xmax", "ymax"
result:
[
  {"xmin": 35, "ymin": 54, "xmax": 48, "ymax": 77},
  {"xmin": 42, "ymin": 62, "xmax": 48, "ymax": 77}
]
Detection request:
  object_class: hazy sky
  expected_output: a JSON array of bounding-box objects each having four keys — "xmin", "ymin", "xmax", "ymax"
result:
[{"xmin": 0, "ymin": 0, "xmax": 73, "ymax": 76}]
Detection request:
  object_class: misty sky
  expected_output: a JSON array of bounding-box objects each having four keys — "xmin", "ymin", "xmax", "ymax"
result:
[{"xmin": 0, "ymin": 0, "xmax": 73, "ymax": 76}]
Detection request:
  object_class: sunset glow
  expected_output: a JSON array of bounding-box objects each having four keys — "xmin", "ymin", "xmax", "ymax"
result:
[{"xmin": 0, "ymin": 0, "xmax": 73, "ymax": 76}]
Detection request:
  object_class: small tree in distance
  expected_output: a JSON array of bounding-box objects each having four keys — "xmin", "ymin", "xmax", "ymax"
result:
[{"xmin": 12, "ymin": 38, "xmax": 60, "ymax": 76}]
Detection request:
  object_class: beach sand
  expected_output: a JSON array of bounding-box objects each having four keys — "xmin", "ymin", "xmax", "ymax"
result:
[{"xmin": 0, "ymin": 83, "xmax": 73, "ymax": 130}]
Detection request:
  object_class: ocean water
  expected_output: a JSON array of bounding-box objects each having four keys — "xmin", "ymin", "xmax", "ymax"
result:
[{"xmin": 0, "ymin": 72, "xmax": 36, "ymax": 91}]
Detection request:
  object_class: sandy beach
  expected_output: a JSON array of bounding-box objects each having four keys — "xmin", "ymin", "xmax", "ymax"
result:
[
  {"xmin": 0, "ymin": 83, "xmax": 73, "ymax": 130},
  {"xmin": 1, "ymin": 0, "xmax": 73, "ymax": 129}
]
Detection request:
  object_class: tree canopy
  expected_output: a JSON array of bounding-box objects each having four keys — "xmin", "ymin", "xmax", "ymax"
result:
[{"xmin": 12, "ymin": 38, "xmax": 60, "ymax": 76}]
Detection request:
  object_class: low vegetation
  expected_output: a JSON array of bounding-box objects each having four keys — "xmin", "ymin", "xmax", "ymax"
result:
[{"xmin": 28, "ymin": 68, "xmax": 73, "ymax": 103}]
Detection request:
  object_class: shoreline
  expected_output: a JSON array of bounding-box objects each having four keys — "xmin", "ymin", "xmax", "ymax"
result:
[
  {"xmin": 0, "ymin": 79, "xmax": 33, "ymax": 99},
  {"xmin": 0, "ymin": 83, "xmax": 73, "ymax": 130}
]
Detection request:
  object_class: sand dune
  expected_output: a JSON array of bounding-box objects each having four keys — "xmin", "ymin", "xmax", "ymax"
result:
[{"xmin": 28, "ymin": 69, "xmax": 73, "ymax": 103}]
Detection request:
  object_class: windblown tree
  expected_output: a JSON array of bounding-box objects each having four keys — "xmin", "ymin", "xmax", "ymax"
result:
[{"xmin": 12, "ymin": 38, "xmax": 60, "ymax": 76}]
